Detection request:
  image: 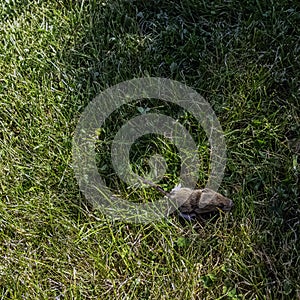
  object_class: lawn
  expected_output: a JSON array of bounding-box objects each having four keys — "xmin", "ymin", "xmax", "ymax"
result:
[{"xmin": 0, "ymin": 0, "xmax": 299, "ymax": 299}]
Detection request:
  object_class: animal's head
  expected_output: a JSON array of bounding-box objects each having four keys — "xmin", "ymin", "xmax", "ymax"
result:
[{"xmin": 194, "ymin": 188, "xmax": 234, "ymax": 214}]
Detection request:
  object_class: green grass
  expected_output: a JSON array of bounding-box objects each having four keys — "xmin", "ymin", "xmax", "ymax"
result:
[{"xmin": 0, "ymin": 0, "xmax": 299, "ymax": 299}]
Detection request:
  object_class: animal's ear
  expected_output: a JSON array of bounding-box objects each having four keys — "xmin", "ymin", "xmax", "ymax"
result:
[
  {"xmin": 198, "ymin": 190, "xmax": 216, "ymax": 207},
  {"xmin": 197, "ymin": 202, "xmax": 206, "ymax": 209}
]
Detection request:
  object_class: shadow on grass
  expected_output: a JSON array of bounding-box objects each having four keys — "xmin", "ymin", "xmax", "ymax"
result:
[{"xmin": 57, "ymin": 0, "xmax": 299, "ymax": 298}]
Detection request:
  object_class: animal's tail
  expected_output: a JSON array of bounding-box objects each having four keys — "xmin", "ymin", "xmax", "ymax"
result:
[{"xmin": 137, "ymin": 176, "xmax": 169, "ymax": 197}]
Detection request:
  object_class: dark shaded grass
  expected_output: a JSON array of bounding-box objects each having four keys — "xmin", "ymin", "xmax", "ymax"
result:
[{"xmin": 0, "ymin": 0, "xmax": 299, "ymax": 299}]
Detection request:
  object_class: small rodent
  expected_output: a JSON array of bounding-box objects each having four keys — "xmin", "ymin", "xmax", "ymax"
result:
[{"xmin": 138, "ymin": 177, "xmax": 234, "ymax": 220}]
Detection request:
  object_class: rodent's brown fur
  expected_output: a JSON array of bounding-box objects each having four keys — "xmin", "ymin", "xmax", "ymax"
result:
[
  {"xmin": 170, "ymin": 187, "xmax": 233, "ymax": 215},
  {"xmin": 138, "ymin": 176, "xmax": 233, "ymax": 217}
]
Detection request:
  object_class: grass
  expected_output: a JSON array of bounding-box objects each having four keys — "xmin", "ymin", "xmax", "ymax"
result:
[{"xmin": 0, "ymin": 0, "xmax": 299, "ymax": 298}]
